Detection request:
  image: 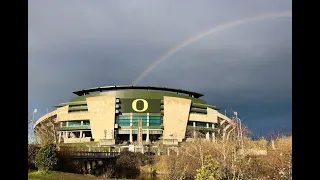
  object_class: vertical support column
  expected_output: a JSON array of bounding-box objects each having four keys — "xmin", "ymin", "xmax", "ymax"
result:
[
  {"xmin": 206, "ymin": 123, "xmax": 209, "ymax": 128},
  {"xmin": 87, "ymin": 161, "xmax": 91, "ymax": 174},
  {"xmin": 91, "ymin": 160, "xmax": 96, "ymax": 174},
  {"xmin": 129, "ymin": 113, "xmax": 133, "ymax": 143},
  {"xmin": 146, "ymin": 130, "xmax": 150, "ymax": 143},
  {"xmin": 81, "ymin": 120, "xmax": 83, "ymax": 126},
  {"xmin": 80, "ymin": 131, "xmax": 83, "ymax": 142},
  {"xmin": 206, "ymin": 132, "xmax": 210, "ymax": 141},
  {"xmin": 212, "ymin": 132, "xmax": 216, "ymax": 143},
  {"xmin": 66, "ymin": 121, "xmax": 69, "ymax": 127},
  {"xmin": 58, "ymin": 131, "xmax": 62, "ymax": 143},
  {"xmin": 193, "ymin": 122, "xmax": 196, "ymax": 138},
  {"xmin": 146, "ymin": 113, "xmax": 150, "ymax": 143},
  {"xmin": 82, "ymin": 160, "xmax": 87, "ymax": 174}
]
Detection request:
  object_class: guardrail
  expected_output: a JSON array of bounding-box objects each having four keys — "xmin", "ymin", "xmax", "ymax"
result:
[{"xmin": 58, "ymin": 151, "xmax": 120, "ymax": 159}]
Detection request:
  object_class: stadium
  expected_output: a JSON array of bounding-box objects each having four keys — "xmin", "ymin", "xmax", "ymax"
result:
[{"xmin": 34, "ymin": 85, "xmax": 234, "ymax": 145}]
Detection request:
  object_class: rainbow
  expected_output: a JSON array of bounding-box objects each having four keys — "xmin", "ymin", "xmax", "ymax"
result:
[{"xmin": 132, "ymin": 10, "xmax": 292, "ymax": 85}]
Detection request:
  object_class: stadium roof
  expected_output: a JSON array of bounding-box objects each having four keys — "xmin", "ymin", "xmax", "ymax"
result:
[{"xmin": 73, "ymin": 85, "xmax": 204, "ymax": 98}]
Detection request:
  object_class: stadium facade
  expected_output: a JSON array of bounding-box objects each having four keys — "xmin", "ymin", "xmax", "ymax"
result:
[{"xmin": 34, "ymin": 86, "xmax": 233, "ymax": 145}]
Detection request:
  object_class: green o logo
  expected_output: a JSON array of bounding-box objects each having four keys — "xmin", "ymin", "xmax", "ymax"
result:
[{"xmin": 132, "ymin": 99, "xmax": 148, "ymax": 112}]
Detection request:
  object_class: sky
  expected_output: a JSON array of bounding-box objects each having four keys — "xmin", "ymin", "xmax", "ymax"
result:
[{"xmin": 28, "ymin": 0, "xmax": 292, "ymax": 137}]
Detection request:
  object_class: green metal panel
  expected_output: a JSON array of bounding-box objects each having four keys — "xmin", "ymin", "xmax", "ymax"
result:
[
  {"xmin": 68, "ymin": 106, "xmax": 88, "ymax": 111},
  {"xmin": 69, "ymin": 90, "xmax": 206, "ymax": 104},
  {"xmin": 186, "ymin": 126, "xmax": 216, "ymax": 132},
  {"xmin": 190, "ymin": 108, "xmax": 207, "ymax": 114},
  {"xmin": 73, "ymin": 85, "xmax": 204, "ymax": 98},
  {"xmin": 57, "ymin": 126, "xmax": 91, "ymax": 131},
  {"xmin": 191, "ymin": 103, "xmax": 219, "ymax": 110},
  {"xmin": 119, "ymin": 98, "xmax": 161, "ymax": 113}
]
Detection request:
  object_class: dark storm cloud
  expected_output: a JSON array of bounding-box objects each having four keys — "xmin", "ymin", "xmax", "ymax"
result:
[{"xmin": 28, "ymin": 0, "xmax": 292, "ymax": 136}]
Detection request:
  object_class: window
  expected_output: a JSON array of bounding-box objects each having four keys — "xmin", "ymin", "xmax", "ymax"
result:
[
  {"xmin": 149, "ymin": 116, "xmax": 162, "ymax": 126},
  {"xmin": 61, "ymin": 121, "xmax": 67, "ymax": 127},
  {"xmin": 68, "ymin": 121, "xmax": 81, "ymax": 127},
  {"xmin": 196, "ymin": 122, "xmax": 207, "ymax": 127},
  {"xmin": 118, "ymin": 116, "xmax": 130, "ymax": 126},
  {"xmin": 83, "ymin": 120, "xmax": 90, "ymax": 126},
  {"xmin": 82, "ymin": 131, "xmax": 92, "ymax": 138},
  {"xmin": 187, "ymin": 121, "xmax": 194, "ymax": 126},
  {"xmin": 132, "ymin": 116, "xmax": 147, "ymax": 126},
  {"xmin": 117, "ymin": 115, "xmax": 163, "ymax": 127}
]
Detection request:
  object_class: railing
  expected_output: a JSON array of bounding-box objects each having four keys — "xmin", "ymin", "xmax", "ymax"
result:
[{"xmin": 58, "ymin": 151, "xmax": 120, "ymax": 159}]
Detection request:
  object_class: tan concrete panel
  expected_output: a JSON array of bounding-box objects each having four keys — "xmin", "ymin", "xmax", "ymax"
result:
[
  {"xmin": 188, "ymin": 113, "xmax": 207, "ymax": 122},
  {"xmin": 163, "ymin": 96, "xmax": 191, "ymax": 142},
  {"xmin": 56, "ymin": 106, "xmax": 69, "ymax": 121},
  {"xmin": 59, "ymin": 112, "xmax": 91, "ymax": 121},
  {"xmin": 87, "ymin": 95, "xmax": 116, "ymax": 141},
  {"xmin": 34, "ymin": 110, "xmax": 58, "ymax": 127},
  {"xmin": 207, "ymin": 107, "xmax": 219, "ymax": 123},
  {"xmin": 217, "ymin": 112, "xmax": 233, "ymax": 123}
]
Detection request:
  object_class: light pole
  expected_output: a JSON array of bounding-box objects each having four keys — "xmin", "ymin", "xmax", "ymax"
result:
[
  {"xmin": 32, "ymin": 109, "xmax": 37, "ymax": 123},
  {"xmin": 30, "ymin": 109, "xmax": 37, "ymax": 143}
]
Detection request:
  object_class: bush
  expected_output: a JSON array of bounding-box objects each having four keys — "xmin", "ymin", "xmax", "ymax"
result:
[
  {"xmin": 35, "ymin": 143, "xmax": 58, "ymax": 172},
  {"xmin": 28, "ymin": 144, "xmax": 40, "ymax": 170},
  {"xmin": 116, "ymin": 150, "xmax": 152, "ymax": 172},
  {"xmin": 195, "ymin": 155, "xmax": 220, "ymax": 180}
]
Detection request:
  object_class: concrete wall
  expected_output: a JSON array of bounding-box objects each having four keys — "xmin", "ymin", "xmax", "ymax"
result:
[
  {"xmin": 163, "ymin": 96, "xmax": 191, "ymax": 142},
  {"xmin": 86, "ymin": 95, "xmax": 116, "ymax": 141},
  {"xmin": 188, "ymin": 108, "xmax": 219, "ymax": 124}
]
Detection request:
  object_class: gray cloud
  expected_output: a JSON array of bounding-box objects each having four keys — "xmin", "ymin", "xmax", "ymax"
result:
[{"xmin": 28, "ymin": 0, "xmax": 292, "ymax": 136}]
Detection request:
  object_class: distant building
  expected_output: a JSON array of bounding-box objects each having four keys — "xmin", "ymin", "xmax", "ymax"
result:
[{"xmin": 34, "ymin": 85, "xmax": 233, "ymax": 145}]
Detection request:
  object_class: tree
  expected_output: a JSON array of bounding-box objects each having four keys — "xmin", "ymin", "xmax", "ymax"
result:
[
  {"xmin": 28, "ymin": 112, "xmax": 36, "ymax": 144},
  {"xmin": 28, "ymin": 144, "xmax": 40, "ymax": 170},
  {"xmin": 35, "ymin": 143, "xmax": 58, "ymax": 172},
  {"xmin": 34, "ymin": 115, "xmax": 59, "ymax": 144},
  {"xmin": 195, "ymin": 155, "xmax": 220, "ymax": 180}
]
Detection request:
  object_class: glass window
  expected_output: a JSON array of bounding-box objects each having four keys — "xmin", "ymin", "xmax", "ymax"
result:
[
  {"xmin": 132, "ymin": 116, "xmax": 147, "ymax": 126},
  {"xmin": 68, "ymin": 121, "xmax": 82, "ymax": 127},
  {"xmin": 118, "ymin": 116, "xmax": 130, "ymax": 126},
  {"xmin": 83, "ymin": 120, "xmax": 90, "ymax": 126},
  {"xmin": 196, "ymin": 122, "xmax": 207, "ymax": 127},
  {"xmin": 61, "ymin": 121, "xmax": 67, "ymax": 127},
  {"xmin": 83, "ymin": 131, "xmax": 92, "ymax": 137},
  {"xmin": 149, "ymin": 116, "xmax": 162, "ymax": 126},
  {"xmin": 187, "ymin": 121, "xmax": 194, "ymax": 126}
]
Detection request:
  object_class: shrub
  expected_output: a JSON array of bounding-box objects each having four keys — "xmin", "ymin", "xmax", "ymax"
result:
[
  {"xmin": 35, "ymin": 143, "xmax": 58, "ymax": 172},
  {"xmin": 116, "ymin": 150, "xmax": 152, "ymax": 173},
  {"xmin": 28, "ymin": 144, "xmax": 40, "ymax": 170},
  {"xmin": 195, "ymin": 155, "xmax": 220, "ymax": 180}
]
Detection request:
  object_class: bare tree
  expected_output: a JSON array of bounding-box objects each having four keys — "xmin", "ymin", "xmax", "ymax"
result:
[
  {"xmin": 34, "ymin": 115, "xmax": 59, "ymax": 144},
  {"xmin": 28, "ymin": 112, "xmax": 37, "ymax": 144}
]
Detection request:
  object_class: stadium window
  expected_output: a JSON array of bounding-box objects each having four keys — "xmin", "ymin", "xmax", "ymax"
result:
[
  {"xmin": 187, "ymin": 121, "xmax": 194, "ymax": 126},
  {"xmin": 83, "ymin": 120, "xmax": 90, "ymax": 126},
  {"xmin": 68, "ymin": 121, "xmax": 82, "ymax": 127},
  {"xmin": 196, "ymin": 122, "xmax": 207, "ymax": 127},
  {"xmin": 61, "ymin": 121, "xmax": 67, "ymax": 127}
]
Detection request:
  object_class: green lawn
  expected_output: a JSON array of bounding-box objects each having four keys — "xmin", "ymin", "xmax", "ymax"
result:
[
  {"xmin": 28, "ymin": 171, "xmax": 137, "ymax": 180},
  {"xmin": 28, "ymin": 171, "xmax": 103, "ymax": 180}
]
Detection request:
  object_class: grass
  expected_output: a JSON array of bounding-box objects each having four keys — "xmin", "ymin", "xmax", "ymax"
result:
[
  {"xmin": 28, "ymin": 171, "xmax": 138, "ymax": 180},
  {"xmin": 28, "ymin": 171, "xmax": 103, "ymax": 180}
]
